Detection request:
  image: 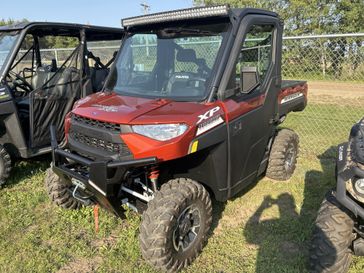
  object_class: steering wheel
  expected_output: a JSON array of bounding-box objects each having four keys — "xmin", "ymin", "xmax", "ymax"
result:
[
  {"xmin": 164, "ymin": 72, "xmax": 206, "ymax": 96},
  {"xmin": 186, "ymin": 75, "xmax": 206, "ymax": 90},
  {"xmin": 8, "ymin": 70, "xmax": 33, "ymax": 94}
]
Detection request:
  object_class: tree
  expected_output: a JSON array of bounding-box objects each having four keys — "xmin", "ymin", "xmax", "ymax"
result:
[
  {"xmin": 195, "ymin": 0, "xmax": 364, "ymax": 80},
  {"xmin": 195, "ymin": 0, "xmax": 364, "ymax": 35}
]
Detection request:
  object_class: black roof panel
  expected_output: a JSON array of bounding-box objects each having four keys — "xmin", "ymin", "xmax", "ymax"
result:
[{"xmin": 0, "ymin": 21, "xmax": 124, "ymax": 41}]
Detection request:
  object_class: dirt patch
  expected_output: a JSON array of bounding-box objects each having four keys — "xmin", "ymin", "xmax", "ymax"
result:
[
  {"xmin": 215, "ymin": 207, "xmax": 256, "ymax": 232},
  {"xmin": 91, "ymin": 233, "xmax": 119, "ymax": 249},
  {"xmin": 57, "ymin": 256, "xmax": 102, "ymax": 273},
  {"xmin": 307, "ymin": 81, "xmax": 364, "ymax": 104},
  {"xmin": 57, "ymin": 231, "xmax": 120, "ymax": 273}
]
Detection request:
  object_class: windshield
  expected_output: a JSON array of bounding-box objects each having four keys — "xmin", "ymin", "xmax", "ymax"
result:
[
  {"xmin": 106, "ymin": 23, "xmax": 229, "ymax": 101},
  {"xmin": 0, "ymin": 31, "xmax": 20, "ymax": 71}
]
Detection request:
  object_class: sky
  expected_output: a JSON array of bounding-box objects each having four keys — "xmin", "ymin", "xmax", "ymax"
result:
[{"xmin": 2, "ymin": 0, "xmax": 194, "ymax": 27}]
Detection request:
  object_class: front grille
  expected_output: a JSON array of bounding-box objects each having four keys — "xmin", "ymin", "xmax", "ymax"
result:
[
  {"xmin": 72, "ymin": 114, "xmax": 121, "ymax": 133},
  {"xmin": 70, "ymin": 130, "xmax": 131, "ymax": 157}
]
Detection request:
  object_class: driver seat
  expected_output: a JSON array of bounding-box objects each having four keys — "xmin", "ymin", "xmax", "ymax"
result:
[
  {"xmin": 165, "ymin": 48, "xmax": 206, "ymax": 97},
  {"xmin": 165, "ymin": 72, "xmax": 201, "ymax": 97},
  {"xmin": 32, "ymin": 63, "xmax": 57, "ymax": 90}
]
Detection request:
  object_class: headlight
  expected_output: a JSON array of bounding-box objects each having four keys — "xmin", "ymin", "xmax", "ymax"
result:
[
  {"xmin": 347, "ymin": 177, "xmax": 364, "ymax": 203},
  {"xmin": 132, "ymin": 124, "xmax": 188, "ymax": 141}
]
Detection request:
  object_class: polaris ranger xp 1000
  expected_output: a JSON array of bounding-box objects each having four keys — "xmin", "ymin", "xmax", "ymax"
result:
[
  {"xmin": 0, "ymin": 22, "xmax": 123, "ymax": 185},
  {"xmin": 47, "ymin": 6, "xmax": 307, "ymax": 272}
]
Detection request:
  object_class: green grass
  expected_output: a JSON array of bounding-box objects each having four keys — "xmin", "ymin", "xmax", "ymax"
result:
[{"xmin": 1, "ymin": 102, "xmax": 364, "ymax": 273}]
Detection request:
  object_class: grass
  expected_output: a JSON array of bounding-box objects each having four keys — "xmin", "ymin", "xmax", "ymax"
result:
[{"xmin": 1, "ymin": 101, "xmax": 364, "ymax": 273}]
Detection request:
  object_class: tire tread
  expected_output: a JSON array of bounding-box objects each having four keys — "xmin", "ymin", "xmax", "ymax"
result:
[
  {"xmin": 45, "ymin": 168, "xmax": 82, "ymax": 210},
  {"xmin": 309, "ymin": 191, "xmax": 355, "ymax": 273},
  {"xmin": 140, "ymin": 178, "xmax": 212, "ymax": 272},
  {"xmin": 266, "ymin": 129, "xmax": 299, "ymax": 181}
]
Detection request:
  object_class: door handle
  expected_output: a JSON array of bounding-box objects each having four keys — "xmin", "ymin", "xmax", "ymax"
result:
[{"xmin": 232, "ymin": 121, "xmax": 243, "ymax": 135}]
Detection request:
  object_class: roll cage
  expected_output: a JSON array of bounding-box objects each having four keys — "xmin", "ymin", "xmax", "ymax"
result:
[
  {"xmin": 112, "ymin": 6, "xmax": 279, "ymax": 102},
  {"xmin": 0, "ymin": 22, "xmax": 124, "ymax": 159}
]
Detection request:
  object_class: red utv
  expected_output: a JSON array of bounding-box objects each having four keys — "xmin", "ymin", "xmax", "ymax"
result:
[{"xmin": 46, "ymin": 5, "xmax": 307, "ymax": 272}]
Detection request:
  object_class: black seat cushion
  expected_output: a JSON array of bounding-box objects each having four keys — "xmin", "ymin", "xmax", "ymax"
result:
[{"xmin": 90, "ymin": 68, "xmax": 109, "ymax": 92}]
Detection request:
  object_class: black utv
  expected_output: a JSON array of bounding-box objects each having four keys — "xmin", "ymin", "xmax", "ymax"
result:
[
  {"xmin": 0, "ymin": 22, "xmax": 123, "ymax": 185},
  {"xmin": 310, "ymin": 118, "xmax": 364, "ymax": 272}
]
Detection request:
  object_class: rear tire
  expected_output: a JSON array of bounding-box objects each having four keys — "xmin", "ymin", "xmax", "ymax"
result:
[
  {"xmin": 139, "ymin": 178, "xmax": 212, "ymax": 272},
  {"xmin": 45, "ymin": 167, "xmax": 82, "ymax": 209},
  {"xmin": 266, "ymin": 129, "xmax": 299, "ymax": 180},
  {"xmin": 0, "ymin": 144, "xmax": 12, "ymax": 186},
  {"xmin": 309, "ymin": 191, "xmax": 355, "ymax": 273}
]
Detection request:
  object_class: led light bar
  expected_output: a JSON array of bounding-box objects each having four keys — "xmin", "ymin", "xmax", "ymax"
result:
[{"xmin": 122, "ymin": 5, "xmax": 230, "ymax": 27}]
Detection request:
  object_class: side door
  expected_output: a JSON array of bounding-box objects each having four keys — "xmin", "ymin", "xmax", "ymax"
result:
[
  {"xmin": 29, "ymin": 32, "xmax": 81, "ymax": 148},
  {"xmin": 219, "ymin": 15, "xmax": 283, "ymax": 197}
]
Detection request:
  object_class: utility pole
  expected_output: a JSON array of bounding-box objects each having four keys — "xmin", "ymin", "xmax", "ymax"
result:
[
  {"xmin": 140, "ymin": 2, "xmax": 150, "ymax": 56},
  {"xmin": 140, "ymin": 2, "xmax": 150, "ymax": 14}
]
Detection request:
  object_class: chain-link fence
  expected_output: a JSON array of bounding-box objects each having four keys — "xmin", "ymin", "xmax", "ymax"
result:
[
  {"xmin": 282, "ymin": 33, "xmax": 364, "ymax": 161},
  {"xmin": 12, "ymin": 33, "xmax": 364, "ymax": 162},
  {"xmin": 126, "ymin": 33, "xmax": 364, "ymax": 161}
]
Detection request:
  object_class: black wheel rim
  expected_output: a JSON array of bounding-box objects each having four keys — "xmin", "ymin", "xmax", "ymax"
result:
[
  {"xmin": 285, "ymin": 143, "xmax": 296, "ymax": 172},
  {"xmin": 173, "ymin": 204, "xmax": 201, "ymax": 252}
]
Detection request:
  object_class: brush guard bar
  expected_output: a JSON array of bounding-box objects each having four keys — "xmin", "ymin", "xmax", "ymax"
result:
[
  {"xmin": 50, "ymin": 126, "xmax": 157, "ymax": 215},
  {"xmin": 336, "ymin": 142, "xmax": 364, "ymax": 219}
]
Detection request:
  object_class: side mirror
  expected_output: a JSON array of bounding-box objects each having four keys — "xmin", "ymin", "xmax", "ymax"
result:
[{"xmin": 240, "ymin": 67, "xmax": 260, "ymax": 93}]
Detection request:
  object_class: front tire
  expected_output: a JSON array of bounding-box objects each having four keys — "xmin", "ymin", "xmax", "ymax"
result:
[
  {"xmin": 139, "ymin": 178, "xmax": 212, "ymax": 272},
  {"xmin": 45, "ymin": 167, "xmax": 82, "ymax": 209},
  {"xmin": 266, "ymin": 129, "xmax": 299, "ymax": 180},
  {"xmin": 309, "ymin": 191, "xmax": 355, "ymax": 273},
  {"xmin": 0, "ymin": 144, "xmax": 12, "ymax": 186}
]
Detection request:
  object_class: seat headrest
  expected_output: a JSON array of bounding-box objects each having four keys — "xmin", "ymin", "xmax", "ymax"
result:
[{"xmin": 177, "ymin": 48, "xmax": 197, "ymax": 62}]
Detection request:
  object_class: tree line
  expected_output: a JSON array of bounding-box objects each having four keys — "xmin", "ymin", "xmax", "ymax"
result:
[
  {"xmin": 195, "ymin": 0, "xmax": 364, "ymax": 80},
  {"xmin": 195, "ymin": 0, "xmax": 363, "ymax": 35}
]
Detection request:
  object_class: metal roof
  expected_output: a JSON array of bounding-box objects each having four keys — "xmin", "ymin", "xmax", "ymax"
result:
[
  {"xmin": 122, "ymin": 5, "xmax": 278, "ymax": 29},
  {"xmin": 0, "ymin": 21, "xmax": 122, "ymax": 33}
]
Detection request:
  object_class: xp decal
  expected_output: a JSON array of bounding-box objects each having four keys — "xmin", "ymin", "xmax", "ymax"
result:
[{"xmin": 197, "ymin": 106, "xmax": 221, "ymax": 124}]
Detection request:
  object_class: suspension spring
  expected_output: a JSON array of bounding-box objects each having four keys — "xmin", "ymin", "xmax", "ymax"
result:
[{"xmin": 148, "ymin": 167, "xmax": 159, "ymax": 192}]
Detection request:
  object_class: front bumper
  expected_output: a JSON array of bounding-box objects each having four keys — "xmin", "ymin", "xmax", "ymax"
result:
[
  {"xmin": 50, "ymin": 126, "xmax": 157, "ymax": 216},
  {"xmin": 336, "ymin": 142, "xmax": 364, "ymax": 219}
]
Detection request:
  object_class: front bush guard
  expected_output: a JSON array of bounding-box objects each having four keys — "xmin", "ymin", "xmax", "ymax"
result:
[
  {"xmin": 336, "ymin": 142, "xmax": 364, "ymax": 219},
  {"xmin": 49, "ymin": 126, "xmax": 157, "ymax": 216},
  {"xmin": 89, "ymin": 160, "xmax": 126, "ymax": 197}
]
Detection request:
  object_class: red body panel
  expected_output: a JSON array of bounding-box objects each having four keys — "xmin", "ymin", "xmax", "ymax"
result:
[
  {"xmin": 222, "ymin": 94, "xmax": 266, "ymax": 121},
  {"xmin": 71, "ymin": 92, "xmax": 224, "ymax": 161},
  {"xmin": 278, "ymin": 82, "xmax": 308, "ymax": 104},
  {"xmin": 68, "ymin": 84, "xmax": 307, "ymax": 161}
]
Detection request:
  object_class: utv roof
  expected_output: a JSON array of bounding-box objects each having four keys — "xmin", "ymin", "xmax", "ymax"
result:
[
  {"xmin": 0, "ymin": 22, "xmax": 123, "ymax": 41},
  {"xmin": 122, "ymin": 5, "xmax": 278, "ymax": 29}
]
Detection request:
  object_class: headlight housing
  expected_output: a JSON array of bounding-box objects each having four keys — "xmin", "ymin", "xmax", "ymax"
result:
[
  {"xmin": 132, "ymin": 124, "xmax": 188, "ymax": 141},
  {"xmin": 347, "ymin": 177, "xmax": 364, "ymax": 203}
]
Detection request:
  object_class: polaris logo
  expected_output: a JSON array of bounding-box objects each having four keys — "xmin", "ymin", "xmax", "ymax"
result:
[
  {"xmin": 196, "ymin": 115, "xmax": 224, "ymax": 136},
  {"xmin": 281, "ymin": 92, "xmax": 303, "ymax": 104},
  {"xmin": 197, "ymin": 106, "xmax": 220, "ymax": 124},
  {"xmin": 175, "ymin": 75, "xmax": 189, "ymax": 79},
  {"xmin": 92, "ymin": 104, "xmax": 118, "ymax": 112}
]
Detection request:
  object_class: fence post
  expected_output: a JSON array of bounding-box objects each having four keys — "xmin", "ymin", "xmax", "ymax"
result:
[{"xmin": 55, "ymin": 49, "xmax": 58, "ymax": 63}]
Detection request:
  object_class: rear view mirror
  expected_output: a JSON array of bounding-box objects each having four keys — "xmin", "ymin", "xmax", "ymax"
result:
[{"xmin": 240, "ymin": 67, "xmax": 260, "ymax": 93}]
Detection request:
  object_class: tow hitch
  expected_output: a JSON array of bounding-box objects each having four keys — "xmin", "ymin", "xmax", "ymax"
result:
[{"xmin": 71, "ymin": 178, "xmax": 92, "ymax": 206}]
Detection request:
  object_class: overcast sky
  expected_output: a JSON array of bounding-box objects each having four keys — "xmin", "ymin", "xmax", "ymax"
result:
[{"xmin": 2, "ymin": 0, "xmax": 194, "ymax": 27}]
